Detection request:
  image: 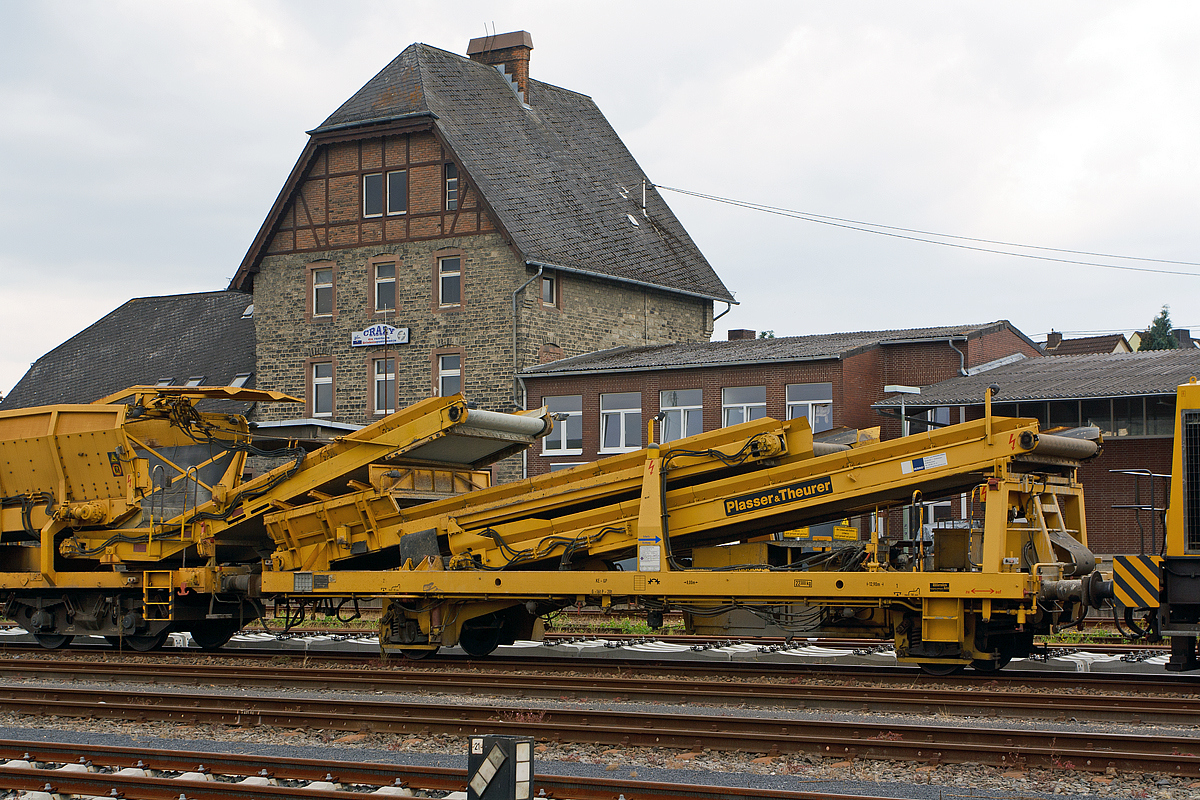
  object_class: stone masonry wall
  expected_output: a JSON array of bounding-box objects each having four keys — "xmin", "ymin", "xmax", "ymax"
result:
[
  {"xmin": 253, "ymin": 232, "xmax": 522, "ymax": 424},
  {"xmin": 252, "ymin": 237, "xmax": 715, "ymax": 483}
]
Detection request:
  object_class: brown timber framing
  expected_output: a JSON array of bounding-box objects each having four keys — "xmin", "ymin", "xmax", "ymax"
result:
[{"xmin": 232, "ymin": 115, "xmax": 523, "ymax": 292}]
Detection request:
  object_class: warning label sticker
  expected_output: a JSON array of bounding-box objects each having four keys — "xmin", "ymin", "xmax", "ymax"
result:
[
  {"xmin": 638, "ymin": 545, "xmax": 662, "ymax": 572},
  {"xmin": 724, "ymin": 476, "xmax": 833, "ymax": 516},
  {"xmin": 901, "ymin": 452, "xmax": 949, "ymax": 475}
]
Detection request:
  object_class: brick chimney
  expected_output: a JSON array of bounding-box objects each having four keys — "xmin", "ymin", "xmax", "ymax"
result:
[
  {"xmin": 468, "ymin": 30, "xmax": 534, "ymax": 102},
  {"xmin": 1046, "ymin": 331, "xmax": 1062, "ymax": 350},
  {"xmin": 728, "ymin": 329, "xmax": 756, "ymax": 341}
]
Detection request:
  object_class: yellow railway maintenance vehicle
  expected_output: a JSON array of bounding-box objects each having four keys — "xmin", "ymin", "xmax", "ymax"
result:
[
  {"xmin": 0, "ymin": 383, "xmax": 1113, "ymax": 672},
  {"xmin": 1117, "ymin": 378, "xmax": 1200, "ymax": 672},
  {"xmin": 0, "ymin": 387, "xmax": 550, "ymax": 650},
  {"xmin": 259, "ymin": 389, "xmax": 1109, "ymax": 674}
]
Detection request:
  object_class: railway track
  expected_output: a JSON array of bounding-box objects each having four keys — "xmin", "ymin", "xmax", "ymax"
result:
[
  {"xmin": 2, "ymin": 657, "xmax": 1198, "ymax": 726},
  {"xmin": 0, "ymin": 739, "xmax": 892, "ymax": 800},
  {"xmin": 0, "ymin": 626, "xmax": 1173, "ymax": 656},
  {"xmin": 0, "ymin": 683, "xmax": 1195, "ymax": 778},
  {"xmin": 1, "ymin": 643, "xmax": 1193, "ymax": 694}
]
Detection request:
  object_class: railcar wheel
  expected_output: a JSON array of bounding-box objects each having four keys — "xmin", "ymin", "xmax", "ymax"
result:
[
  {"xmin": 970, "ymin": 655, "xmax": 1012, "ymax": 672},
  {"xmin": 918, "ymin": 662, "xmax": 965, "ymax": 677},
  {"xmin": 189, "ymin": 623, "xmax": 240, "ymax": 651},
  {"xmin": 106, "ymin": 632, "xmax": 168, "ymax": 652},
  {"xmin": 33, "ymin": 634, "xmax": 73, "ymax": 650},
  {"xmin": 399, "ymin": 647, "xmax": 439, "ymax": 660},
  {"xmin": 459, "ymin": 625, "xmax": 501, "ymax": 658}
]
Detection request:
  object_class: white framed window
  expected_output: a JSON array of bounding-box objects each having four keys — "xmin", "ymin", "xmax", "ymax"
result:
[
  {"xmin": 375, "ymin": 261, "xmax": 396, "ymax": 312},
  {"xmin": 374, "ymin": 358, "xmax": 396, "ymax": 415},
  {"xmin": 229, "ymin": 372, "xmax": 252, "ymax": 388},
  {"xmin": 600, "ymin": 392, "xmax": 642, "ymax": 453},
  {"xmin": 439, "ymin": 257, "xmax": 461, "ymax": 307},
  {"xmin": 542, "ymin": 395, "xmax": 583, "ymax": 455},
  {"xmin": 549, "ymin": 462, "xmax": 586, "ymax": 473},
  {"xmin": 312, "ymin": 362, "xmax": 333, "ymax": 417},
  {"xmin": 541, "ymin": 272, "xmax": 557, "ymax": 306},
  {"xmin": 660, "ymin": 389, "xmax": 703, "ymax": 443},
  {"xmin": 722, "ymin": 386, "xmax": 766, "ymax": 427},
  {"xmin": 363, "ymin": 173, "xmax": 384, "ymax": 218},
  {"xmin": 313, "ymin": 268, "xmax": 334, "ymax": 316},
  {"xmin": 786, "ymin": 383, "xmax": 833, "ymax": 433},
  {"xmin": 155, "ymin": 378, "xmax": 173, "ymax": 387},
  {"xmin": 445, "ymin": 163, "xmax": 458, "ymax": 210},
  {"xmin": 185, "ymin": 376, "xmax": 204, "ymax": 387},
  {"xmin": 386, "ymin": 170, "xmax": 407, "ymax": 215},
  {"xmin": 437, "ymin": 354, "xmax": 461, "ymax": 396},
  {"xmin": 908, "ymin": 406, "xmax": 951, "ymax": 435}
]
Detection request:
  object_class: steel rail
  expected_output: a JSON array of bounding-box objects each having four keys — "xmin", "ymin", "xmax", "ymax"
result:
[
  {"xmin": 2, "ymin": 658, "xmax": 1196, "ymax": 726},
  {"xmin": 0, "ymin": 685, "xmax": 1194, "ymax": 777},
  {"xmin": 0, "ymin": 739, "xmax": 910, "ymax": 800},
  {"xmin": 1, "ymin": 646, "xmax": 1195, "ymax": 693}
]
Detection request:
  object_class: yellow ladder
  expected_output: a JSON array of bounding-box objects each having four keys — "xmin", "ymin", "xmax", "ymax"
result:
[{"xmin": 143, "ymin": 571, "xmax": 174, "ymax": 621}]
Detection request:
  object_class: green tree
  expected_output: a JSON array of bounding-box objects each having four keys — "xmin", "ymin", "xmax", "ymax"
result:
[
  {"xmin": 1142, "ymin": 305, "xmax": 1178, "ymax": 351},
  {"xmin": 758, "ymin": 330, "xmax": 775, "ymax": 339}
]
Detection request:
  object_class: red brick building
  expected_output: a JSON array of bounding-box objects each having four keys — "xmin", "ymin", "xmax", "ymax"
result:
[
  {"xmin": 873, "ymin": 349, "xmax": 1200, "ymax": 555},
  {"xmin": 521, "ymin": 321, "xmax": 1041, "ymax": 475}
]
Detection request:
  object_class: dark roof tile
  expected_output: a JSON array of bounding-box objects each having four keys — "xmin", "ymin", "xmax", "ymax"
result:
[
  {"xmin": 873, "ymin": 349, "xmax": 1200, "ymax": 408},
  {"xmin": 1, "ymin": 291, "xmax": 256, "ymax": 411},
  {"xmin": 524, "ymin": 322, "xmax": 1013, "ymax": 375},
  {"xmin": 270, "ymin": 44, "xmax": 733, "ymax": 303}
]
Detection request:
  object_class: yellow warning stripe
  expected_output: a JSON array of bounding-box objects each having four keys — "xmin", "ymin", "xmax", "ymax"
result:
[{"xmin": 1113, "ymin": 555, "xmax": 1162, "ymax": 608}]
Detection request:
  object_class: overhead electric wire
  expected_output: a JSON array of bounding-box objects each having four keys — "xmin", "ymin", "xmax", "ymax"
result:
[{"xmin": 652, "ymin": 184, "xmax": 1200, "ymax": 279}]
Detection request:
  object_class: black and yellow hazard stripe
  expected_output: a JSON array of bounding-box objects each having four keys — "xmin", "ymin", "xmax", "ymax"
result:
[{"xmin": 1113, "ymin": 555, "xmax": 1162, "ymax": 608}]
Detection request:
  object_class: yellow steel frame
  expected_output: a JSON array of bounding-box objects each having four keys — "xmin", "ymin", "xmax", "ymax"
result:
[{"xmin": 261, "ymin": 411, "xmax": 1092, "ymax": 664}]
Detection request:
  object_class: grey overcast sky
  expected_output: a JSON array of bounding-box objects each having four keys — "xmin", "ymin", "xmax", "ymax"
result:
[{"xmin": 2, "ymin": 1, "xmax": 1198, "ymax": 396}]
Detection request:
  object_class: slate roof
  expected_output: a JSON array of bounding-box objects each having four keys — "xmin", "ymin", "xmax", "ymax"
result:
[
  {"xmin": 523, "ymin": 322, "xmax": 1025, "ymax": 376},
  {"xmin": 233, "ymin": 42, "xmax": 733, "ymax": 303},
  {"xmin": 873, "ymin": 349, "xmax": 1200, "ymax": 408},
  {"xmin": 1045, "ymin": 333, "xmax": 1131, "ymax": 355},
  {"xmin": 1, "ymin": 292, "xmax": 256, "ymax": 411}
]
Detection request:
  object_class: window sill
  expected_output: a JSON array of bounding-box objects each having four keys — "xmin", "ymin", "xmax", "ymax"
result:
[
  {"xmin": 542, "ymin": 449, "xmax": 583, "ymax": 457},
  {"xmin": 599, "ymin": 447, "xmax": 641, "ymax": 454}
]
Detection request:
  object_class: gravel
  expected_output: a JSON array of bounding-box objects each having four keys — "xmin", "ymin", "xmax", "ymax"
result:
[{"xmin": 0, "ymin": 669, "xmax": 1198, "ymax": 800}]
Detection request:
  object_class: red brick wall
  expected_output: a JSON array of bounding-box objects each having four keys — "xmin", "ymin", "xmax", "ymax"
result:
[
  {"xmin": 525, "ymin": 360, "xmax": 846, "ymax": 475},
  {"xmin": 967, "ymin": 324, "xmax": 1043, "ymax": 363},
  {"xmin": 1078, "ymin": 438, "xmax": 1173, "ymax": 555},
  {"xmin": 840, "ymin": 347, "xmax": 884, "ymax": 431}
]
